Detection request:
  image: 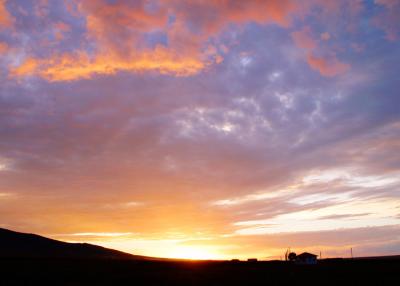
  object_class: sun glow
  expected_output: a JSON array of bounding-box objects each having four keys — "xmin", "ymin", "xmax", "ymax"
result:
[
  {"xmin": 165, "ymin": 245, "xmax": 221, "ymax": 260},
  {"xmin": 81, "ymin": 238, "xmax": 226, "ymax": 261}
]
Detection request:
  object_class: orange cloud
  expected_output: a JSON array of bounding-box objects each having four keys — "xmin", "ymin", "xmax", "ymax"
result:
[
  {"xmin": 11, "ymin": 0, "xmax": 301, "ymax": 81},
  {"xmin": 292, "ymin": 26, "xmax": 350, "ymax": 77},
  {"xmin": 307, "ymin": 54, "xmax": 350, "ymax": 77},
  {"xmin": 11, "ymin": 48, "xmax": 206, "ymax": 81},
  {"xmin": 171, "ymin": 0, "xmax": 297, "ymax": 35},
  {"xmin": 219, "ymin": 0, "xmax": 296, "ymax": 26},
  {"xmin": 0, "ymin": 0, "xmax": 13, "ymax": 28},
  {"xmin": 0, "ymin": 41, "xmax": 8, "ymax": 54},
  {"xmin": 8, "ymin": 0, "xmax": 355, "ymax": 81},
  {"xmin": 77, "ymin": 0, "xmax": 168, "ymax": 53},
  {"xmin": 10, "ymin": 57, "xmax": 40, "ymax": 76}
]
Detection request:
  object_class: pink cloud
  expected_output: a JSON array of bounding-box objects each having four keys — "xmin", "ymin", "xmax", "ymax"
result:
[
  {"xmin": 292, "ymin": 26, "xmax": 317, "ymax": 50},
  {"xmin": 307, "ymin": 54, "xmax": 350, "ymax": 77},
  {"xmin": 8, "ymin": 0, "xmax": 360, "ymax": 80},
  {"xmin": 0, "ymin": 0, "xmax": 13, "ymax": 28},
  {"xmin": 373, "ymin": 0, "xmax": 400, "ymax": 41},
  {"xmin": 320, "ymin": 32, "xmax": 331, "ymax": 41},
  {"xmin": 53, "ymin": 21, "xmax": 71, "ymax": 41},
  {"xmin": 0, "ymin": 41, "xmax": 8, "ymax": 54},
  {"xmin": 375, "ymin": 0, "xmax": 398, "ymax": 8},
  {"xmin": 11, "ymin": 0, "xmax": 301, "ymax": 81},
  {"xmin": 291, "ymin": 26, "xmax": 350, "ymax": 77}
]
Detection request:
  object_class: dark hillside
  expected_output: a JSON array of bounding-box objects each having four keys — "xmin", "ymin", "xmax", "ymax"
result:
[
  {"xmin": 1, "ymin": 228, "xmax": 399, "ymax": 285},
  {"xmin": 0, "ymin": 228, "xmax": 140, "ymax": 259}
]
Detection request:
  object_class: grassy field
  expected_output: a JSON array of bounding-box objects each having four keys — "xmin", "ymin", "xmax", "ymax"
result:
[{"xmin": 1, "ymin": 257, "xmax": 399, "ymax": 285}]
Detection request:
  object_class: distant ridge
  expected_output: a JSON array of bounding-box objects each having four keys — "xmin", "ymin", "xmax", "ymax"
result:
[{"xmin": 0, "ymin": 227, "xmax": 147, "ymax": 260}]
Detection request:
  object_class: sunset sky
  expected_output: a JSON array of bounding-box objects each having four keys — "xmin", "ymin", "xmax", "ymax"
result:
[{"xmin": 0, "ymin": 0, "xmax": 399, "ymax": 260}]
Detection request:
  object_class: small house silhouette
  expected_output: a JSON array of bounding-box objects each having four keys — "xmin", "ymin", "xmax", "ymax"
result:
[{"xmin": 296, "ymin": 252, "xmax": 318, "ymax": 265}]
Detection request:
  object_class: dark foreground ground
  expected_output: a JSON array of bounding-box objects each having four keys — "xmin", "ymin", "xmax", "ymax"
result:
[{"xmin": 1, "ymin": 257, "xmax": 399, "ymax": 286}]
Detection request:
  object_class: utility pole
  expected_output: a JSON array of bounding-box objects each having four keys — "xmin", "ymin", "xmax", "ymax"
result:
[
  {"xmin": 319, "ymin": 251, "xmax": 322, "ymax": 260},
  {"xmin": 351, "ymin": 248, "xmax": 353, "ymax": 259}
]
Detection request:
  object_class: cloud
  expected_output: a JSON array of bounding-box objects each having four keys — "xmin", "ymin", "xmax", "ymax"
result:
[
  {"xmin": 292, "ymin": 26, "xmax": 317, "ymax": 50},
  {"xmin": 66, "ymin": 232, "xmax": 134, "ymax": 238},
  {"xmin": 53, "ymin": 21, "xmax": 71, "ymax": 41},
  {"xmin": 0, "ymin": 0, "xmax": 13, "ymax": 28},
  {"xmin": 173, "ymin": 225, "xmax": 400, "ymax": 259},
  {"xmin": 291, "ymin": 26, "xmax": 350, "ymax": 76},
  {"xmin": 375, "ymin": 0, "xmax": 398, "ymax": 8},
  {"xmin": 374, "ymin": 0, "xmax": 400, "ymax": 41},
  {"xmin": 320, "ymin": 32, "xmax": 330, "ymax": 41},
  {"xmin": 5, "ymin": 0, "xmax": 382, "ymax": 80},
  {"xmin": 0, "ymin": 41, "xmax": 8, "ymax": 54},
  {"xmin": 170, "ymin": 0, "xmax": 297, "ymax": 32},
  {"xmin": 306, "ymin": 54, "xmax": 350, "ymax": 77},
  {"xmin": 8, "ymin": 0, "xmax": 300, "ymax": 81},
  {"xmin": 11, "ymin": 49, "xmax": 206, "ymax": 81},
  {"xmin": 318, "ymin": 213, "xmax": 372, "ymax": 220},
  {"xmin": 7, "ymin": 0, "xmax": 365, "ymax": 81}
]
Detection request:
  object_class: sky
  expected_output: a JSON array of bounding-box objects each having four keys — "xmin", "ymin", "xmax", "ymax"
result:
[{"xmin": 0, "ymin": 0, "xmax": 399, "ymax": 260}]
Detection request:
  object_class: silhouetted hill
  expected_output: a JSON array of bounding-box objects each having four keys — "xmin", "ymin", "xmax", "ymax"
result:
[
  {"xmin": 0, "ymin": 228, "xmax": 144, "ymax": 259},
  {"xmin": 1, "ymin": 228, "xmax": 400, "ymax": 285}
]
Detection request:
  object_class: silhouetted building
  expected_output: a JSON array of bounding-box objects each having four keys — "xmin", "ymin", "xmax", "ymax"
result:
[
  {"xmin": 247, "ymin": 258, "xmax": 258, "ymax": 262},
  {"xmin": 296, "ymin": 252, "xmax": 317, "ymax": 265}
]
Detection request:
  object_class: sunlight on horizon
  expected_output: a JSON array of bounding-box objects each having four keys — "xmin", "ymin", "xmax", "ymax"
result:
[{"xmin": 74, "ymin": 238, "xmax": 228, "ymax": 260}]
